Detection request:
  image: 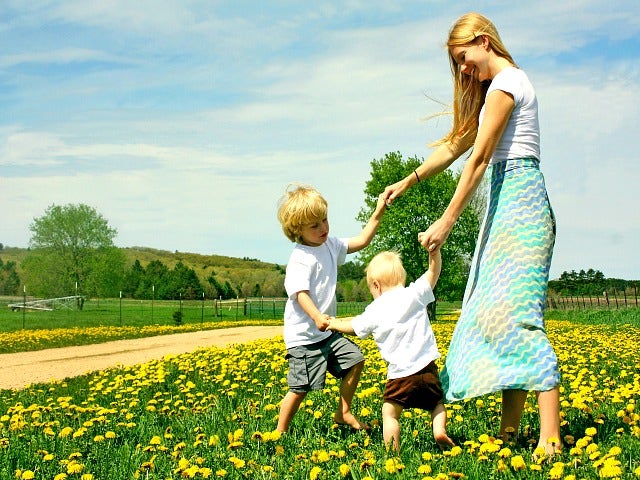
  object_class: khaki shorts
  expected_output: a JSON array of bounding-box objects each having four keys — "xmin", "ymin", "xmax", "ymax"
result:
[
  {"xmin": 383, "ymin": 361, "xmax": 444, "ymax": 411},
  {"xmin": 285, "ymin": 332, "xmax": 364, "ymax": 393}
]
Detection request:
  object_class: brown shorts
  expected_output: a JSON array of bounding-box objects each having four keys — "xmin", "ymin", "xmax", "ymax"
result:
[{"xmin": 383, "ymin": 361, "xmax": 444, "ymax": 411}]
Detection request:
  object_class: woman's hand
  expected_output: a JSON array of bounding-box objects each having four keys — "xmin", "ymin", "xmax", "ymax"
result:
[
  {"xmin": 418, "ymin": 217, "xmax": 454, "ymax": 252},
  {"xmin": 382, "ymin": 177, "xmax": 410, "ymax": 206}
]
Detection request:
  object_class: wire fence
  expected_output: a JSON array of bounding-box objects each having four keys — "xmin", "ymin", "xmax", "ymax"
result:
[
  {"xmin": 214, "ymin": 297, "xmax": 367, "ymax": 320},
  {"xmin": 547, "ymin": 284, "xmax": 639, "ymax": 310},
  {"xmin": 0, "ymin": 295, "xmax": 367, "ymax": 328}
]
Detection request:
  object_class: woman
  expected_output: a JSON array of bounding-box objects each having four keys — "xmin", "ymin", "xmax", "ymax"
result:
[{"xmin": 383, "ymin": 12, "xmax": 561, "ymax": 456}]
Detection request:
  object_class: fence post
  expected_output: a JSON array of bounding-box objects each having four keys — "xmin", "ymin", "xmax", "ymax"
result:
[{"xmin": 613, "ymin": 289, "xmax": 619, "ymax": 309}]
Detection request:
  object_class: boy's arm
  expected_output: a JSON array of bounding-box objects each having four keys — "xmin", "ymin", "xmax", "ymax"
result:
[
  {"xmin": 296, "ymin": 291, "xmax": 330, "ymax": 331},
  {"xmin": 423, "ymin": 247, "xmax": 442, "ymax": 289},
  {"xmin": 347, "ymin": 192, "xmax": 387, "ymax": 254},
  {"xmin": 327, "ymin": 317, "xmax": 356, "ymax": 335}
]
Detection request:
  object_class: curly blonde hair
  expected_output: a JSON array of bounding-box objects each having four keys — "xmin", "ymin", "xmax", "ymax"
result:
[
  {"xmin": 277, "ymin": 183, "xmax": 328, "ymax": 243},
  {"xmin": 437, "ymin": 12, "xmax": 516, "ymax": 149}
]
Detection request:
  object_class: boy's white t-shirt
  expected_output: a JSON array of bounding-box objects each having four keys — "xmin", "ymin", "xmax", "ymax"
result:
[
  {"xmin": 479, "ymin": 66, "xmax": 540, "ymax": 164},
  {"xmin": 283, "ymin": 236, "xmax": 348, "ymax": 348},
  {"xmin": 351, "ymin": 273, "xmax": 439, "ymax": 379}
]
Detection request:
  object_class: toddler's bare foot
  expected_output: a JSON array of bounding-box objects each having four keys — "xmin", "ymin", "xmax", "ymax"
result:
[
  {"xmin": 333, "ymin": 412, "xmax": 370, "ymax": 431},
  {"xmin": 434, "ymin": 430, "xmax": 455, "ymax": 449}
]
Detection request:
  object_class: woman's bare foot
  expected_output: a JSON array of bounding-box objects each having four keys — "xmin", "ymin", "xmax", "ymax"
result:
[{"xmin": 532, "ymin": 437, "xmax": 562, "ymax": 463}]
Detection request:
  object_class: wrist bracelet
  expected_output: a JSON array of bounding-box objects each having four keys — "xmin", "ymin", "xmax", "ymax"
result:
[{"xmin": 414, "ymin": 170, "xmax": 421, "ymax": 183}]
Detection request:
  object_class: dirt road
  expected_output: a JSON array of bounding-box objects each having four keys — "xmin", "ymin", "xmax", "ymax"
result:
[{"xmin": 0, "ymin": 325, "xmax": 283, "ymax": 391}]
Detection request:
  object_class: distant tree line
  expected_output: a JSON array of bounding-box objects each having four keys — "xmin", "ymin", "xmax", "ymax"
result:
[{"xmin": 548, "ymin": 269, "xmax": 636, "ymax": 296}]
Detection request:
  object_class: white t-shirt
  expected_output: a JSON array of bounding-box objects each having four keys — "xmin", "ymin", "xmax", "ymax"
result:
[
  {"xmin": 283, "ymin": 236, "xmax": 348, "ymax": 348},
  {"xmin": 351, "ymin": 273, "xmax": 439, "ymax": 379},
  {"xmin": 479, "ymin": 66, "xmax": 540, "ymax": 164}
]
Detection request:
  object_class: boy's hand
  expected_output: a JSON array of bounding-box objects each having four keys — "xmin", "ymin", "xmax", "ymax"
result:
[
  {"xmin": 375, "ymin": 192, "xmax": 388, "ymax": 214},
  {"xmin": 315, "ymin": 314, "xmax": 331, "ymax": 332}
]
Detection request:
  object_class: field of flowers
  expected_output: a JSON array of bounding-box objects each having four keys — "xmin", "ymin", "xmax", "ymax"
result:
[{"xmin": 1, "ymin": 314, "xmax": 639, "ymax": 479}]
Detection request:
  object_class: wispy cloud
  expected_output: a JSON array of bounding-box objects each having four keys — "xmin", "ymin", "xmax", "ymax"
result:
[{"xmin": 1, "ymin": 1, "xmax": 639, "ymax": 278}]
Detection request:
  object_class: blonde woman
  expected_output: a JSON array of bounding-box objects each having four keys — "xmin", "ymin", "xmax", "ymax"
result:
[{"xmin": 383, "ymin": 13, "xmax": 561, "ymax": 456}]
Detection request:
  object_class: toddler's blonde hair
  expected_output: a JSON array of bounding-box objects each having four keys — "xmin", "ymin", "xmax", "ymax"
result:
[
  {"xmin": 366, "ymin": 251, "xmax": 407, "ymax": 290},
  {"xmin": 277, "ymin": 183, "xmax": 328, "ymax": 243}
]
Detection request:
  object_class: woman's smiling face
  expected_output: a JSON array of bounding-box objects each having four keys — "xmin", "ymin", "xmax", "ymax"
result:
[{"xmin": 450, "ymin": 36, "xmax": 491, "ymax": 82}]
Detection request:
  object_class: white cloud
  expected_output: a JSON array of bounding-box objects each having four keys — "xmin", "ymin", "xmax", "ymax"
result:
[{"xmin": 1, "ymin": 1, "xmax": 639, "ymax": 281}]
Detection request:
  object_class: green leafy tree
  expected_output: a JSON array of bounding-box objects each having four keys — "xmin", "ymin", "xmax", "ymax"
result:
[
  {"xmin": 23, "ymin": 204, "xmax": 124, "ymax": 297},
  {"xmin": 357, "ymin": 152, "xmax": 483, "ymax": 300},
  {"xmin": 0, "ymin": 259, "xmax": 20, "ymax": 295},
  {"xmin": 146, "ymin": 260, "xmax": 170, "ymax": 299}
]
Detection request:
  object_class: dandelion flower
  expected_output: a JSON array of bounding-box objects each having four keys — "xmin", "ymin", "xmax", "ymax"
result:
[
  {"xmin": 510, "ymin": 455, "xmax": 526, "ymax": 470},
  {"xmin": 309, "ymin": 466, "xmax": 322, "ymax": 480}
]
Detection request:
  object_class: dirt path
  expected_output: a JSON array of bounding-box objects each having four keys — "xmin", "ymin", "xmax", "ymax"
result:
[{"xmin": 0, "ymin": 325, "xmax": 283, "ymax": 391}]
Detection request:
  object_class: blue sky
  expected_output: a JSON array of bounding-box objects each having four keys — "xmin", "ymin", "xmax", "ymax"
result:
[{"xmin": 1, "ymin": 0, "xmax": 639, "ymax": 280}]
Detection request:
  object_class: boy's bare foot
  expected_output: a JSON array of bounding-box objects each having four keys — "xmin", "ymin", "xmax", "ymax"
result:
[{"xmin": 333, "ymin": 412, "xmax": 370, "ymax": 431}]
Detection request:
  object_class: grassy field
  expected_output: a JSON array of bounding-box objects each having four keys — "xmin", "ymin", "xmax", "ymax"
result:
[
  {"xmin": 0, "ymin": 308, "xmax": 639, "ymax": 479},
  {"xmin": 0, "ymin": 296, "xmax": 460, "ymax": 354}
]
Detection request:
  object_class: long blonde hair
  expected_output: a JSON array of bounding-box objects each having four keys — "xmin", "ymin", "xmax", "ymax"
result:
[{"xmin": 437, "ymin": 13, "xmax": 516, "ymax": 149}]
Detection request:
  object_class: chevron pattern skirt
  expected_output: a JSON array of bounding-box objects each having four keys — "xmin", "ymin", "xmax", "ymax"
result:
[{"xmin": 441, "ymin": 158, "xmax": 560, "ymax": 402}]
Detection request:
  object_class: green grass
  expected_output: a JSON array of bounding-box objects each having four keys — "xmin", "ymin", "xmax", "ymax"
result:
[
  {"xmin": 545, "ymin": 307, "xmax": 640, "ymax": 327},
  {"xmin": 0, "ymin": 316, "xmax": 639, "ymax": 479},
  {"xmin": 0, "ymin": 296, "xmax": 462, "ymax": 354}
]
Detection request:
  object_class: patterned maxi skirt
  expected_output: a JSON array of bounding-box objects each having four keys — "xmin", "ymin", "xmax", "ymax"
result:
[{"xmin": 441, "ymin": 158, "xmax": 560, "ymax": 402}]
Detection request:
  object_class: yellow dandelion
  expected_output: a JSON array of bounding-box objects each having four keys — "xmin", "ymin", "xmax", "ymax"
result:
[
  {"xmin": 418, "ymin": 464, "xmax": 432, "ymax": 474},
  {"xmin": 607, "ymin": 446, "xmax": 622, "ymax": 456},
  {"xmin": 384, "ymin": 458, "xmax": 404, "ymax": 474},
  {"xmin": 80, "ymin": 475, "xmax": 94, "ymax": 480},
  {"xmin": 105, "ymin": 431, "xmax": 116, "ymax": 439},
  {"xmin": 215, "ymin": 469, "xmax": 227, "ymax": 477},
  {"xmin": 339, "ymin": 464, "xmax": 350, "ymax": 477},
  {"xmin": 585, "ymin": 427, "xmax": 597, "ymax": 437},
  {"xmin": 309, "ymin": 466, "xmax": 322, "ymax": 480},
  {"xmin": 228, "ymin": 457, "xmax": 245, "ymax": 469},
  {"xmin": 53, "ymin": 474, "xmax": 68, "ymax": 480},
  {"xmin": 21, "ymin": 471, "xmax": 35, "ymax": 480},
  {"xmin": 498, "ymin": 447, "xmax": 511, "ymax": 458},
  {"xmin": 510, "ymin": 455, "xmax": 526, "ymax": 470},
  {"xmin": 67, "ymin": 461, "xmax": 84, "ymax": 475}
]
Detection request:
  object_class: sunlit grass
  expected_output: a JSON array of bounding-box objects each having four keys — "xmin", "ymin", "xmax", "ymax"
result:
[
  {"xmin": 0, "ymin": 319, "xmax": 281, "ymax": 354},
  {"xmin": 0, "ymin": 315, "xmax": 639, "ymax": 479}
]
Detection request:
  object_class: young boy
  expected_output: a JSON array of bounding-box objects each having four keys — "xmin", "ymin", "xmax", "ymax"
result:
[
  {"xmin": 275, "ymin": 183, "xmax": 386, "ymax": 432},
  {"xmin": 328, "ymin": 247, "xmax": 455, "ymax": 451}
]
